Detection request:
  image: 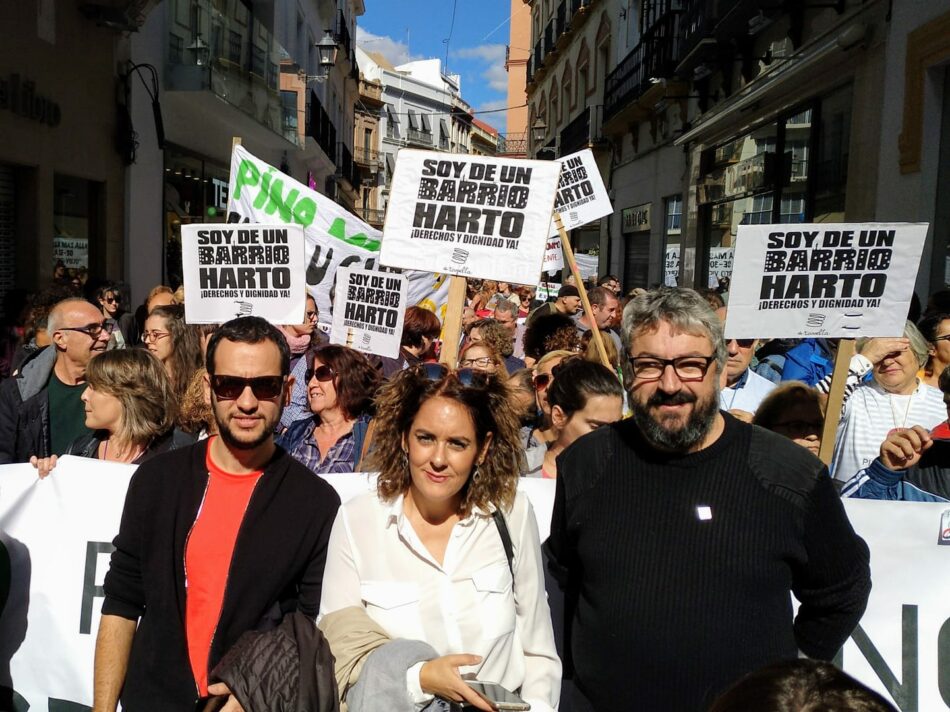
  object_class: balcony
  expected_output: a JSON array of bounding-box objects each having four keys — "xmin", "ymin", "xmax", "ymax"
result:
[
  {"xmin": 407, "ymin": 128, "xmax": 433, "ymax": 146},
  {"xmin": 306, "ymin": 90, "xmax": 337, "ymax": 160},
  {"xmin": 604, "ymin": 9, "xmax": 682, "ymax": 122},
  {"xmin": 356, "ymin": 207, "xmax": 385, "ymax": 226},
  {"xmin": 165, "ymin": 0, "xmax": 289, "ymax": 144},
  {"xmin": 354, "ymin": 146, "xmax": 381, "ymax": 167},
  {"xmin": 498, "ymin": 132, "xmax": 528, "ymax": 156},
  {"xmin": 560, "ymin": 104, "xmax": 604, "ymax": 155}
]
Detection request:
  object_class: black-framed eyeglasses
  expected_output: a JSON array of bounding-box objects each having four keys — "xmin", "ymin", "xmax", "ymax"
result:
[
  {"xmin": 210, "ymin": 375, "xmax": 286, "ymax": 400},
  {"xmin": 59, "ymin": 321, "xmax": 115, "ymax": 339},
  {"xmin": 305, "ymin": 364, "xmax": 334, "ymax": 383},
  {"xmin": 418, "ymin": 362, "xmax": 489, "ymax": 387},
  {"xmin": 628, "ymin": 355, "xmax": 717, "ymax": 382}
]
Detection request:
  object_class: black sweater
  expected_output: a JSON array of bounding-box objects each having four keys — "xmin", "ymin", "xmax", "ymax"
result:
[
  {"xmin": 102, "ymin": 439, "xmax": 341, "ymax": 712},
  {"xmin": 545, "ymin": 414, "xmax": 871, "ymax": 712}
]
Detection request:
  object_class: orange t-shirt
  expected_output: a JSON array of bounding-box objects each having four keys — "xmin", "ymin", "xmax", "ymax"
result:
[{"xmin": 185, "ymin": 439, "xmax": 263, "ymax": 695}]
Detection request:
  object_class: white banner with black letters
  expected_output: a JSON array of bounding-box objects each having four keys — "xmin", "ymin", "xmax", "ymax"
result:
[
  {"xmin": 330, "ymin": 267, "xmax": 407, "ymax": 359},
  {"xmin": 548, "ymin": 149, "xmax": 612, "ymax": 237},
  {"xmin": 725, "ymin": 223, "xmax": 927, "ymax": 338},
  {"xmin": 381, "ymin": 150, "xmax": 562, "ymax": 284},
  {"xmin": 3, "ymin": 465, "xmax": 947, "ymax": 711},
  {"xmin": 181, "ymin": 222, "xmax": 307, "ymax": 324}
]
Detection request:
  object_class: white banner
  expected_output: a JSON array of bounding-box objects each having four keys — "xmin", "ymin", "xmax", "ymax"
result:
[
  {"xmin": 227, "ymin": 145, "xmax": 450, "ymax": 327},
  {"xmin": 665, "ymin": 245, "xmax": 680, "ymax": 286},
  {"xmin": 549, "ymin": 149, "xmax": 612, "ymax": 237},
  {"xmin": 180, "ymin": 223, "xmax": 307, "ymax": 324},
  {"xmin": 4, "ymin": 461, "xmax": 948, "ymax": 711},
  {"xmin": 0, "ymin": 458, "xmax": 135, "ymax": 710},
  {"xmin": 381, "ymin": 150, "xmax": 562, "ymax": 284},
  {"xmin": 725, "ymin": 223, "xmax": 928, "ymax": 339},
  {"xmin": 330, "ymin": 267, "xmax": 407, "ymax": 359}
]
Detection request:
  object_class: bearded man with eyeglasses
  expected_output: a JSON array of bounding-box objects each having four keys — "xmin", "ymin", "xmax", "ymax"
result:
[
  {"xmin": 0, "ymin": 297, "xmax": 113, "ymax": 463},
  {"xmin": 544, "ymin": 287, "xmax": 872, "ymax": 712},
  {"xmin": 94, "ymin": 316, "xmax": 340, "ymax": 712}
]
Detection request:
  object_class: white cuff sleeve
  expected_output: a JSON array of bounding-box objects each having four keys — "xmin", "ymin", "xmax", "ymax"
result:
[{"xmin": 406, "ymin": 661, "xmax": 434, "ymax": 707}]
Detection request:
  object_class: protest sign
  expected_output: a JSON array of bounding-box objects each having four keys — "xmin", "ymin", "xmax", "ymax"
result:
[
  {"xmin": 543, "ymin": 236, "xmax": 564, "ymax": 273},
  {"xmin": 227, "ymin": 145, "xmax": 451, "ymax": 326},
  {"xmin": 0, "ymin": 457, "xmax": 135, "ymax": 710},
  {"xmin": 331, "ymin": 267, "xmax": 407, "ymax": 359},
  {"xmin": 548, "ymin": 149, "xmax": 613, "ymax": 237},
  {"xmin": 180, "ymin": 222, "xmax": 307, "ymax": 324},
  {"xmin": 708, "ymin": 246, "xmax": 733, "ymax": 280},
  {"xmin": 665, "ymin": 245, "xmax": 680, "ymax": 286},
  {"xmin": 724, "ymin": 223, "xmax": 927, "ymax": 338},
  {"xmin": 381, "ymin": 149, "xmax": 562, "ymax": 284},
  {"xmin": 52, "ymin": 236, "xmax": 88, "ymax": 270}
]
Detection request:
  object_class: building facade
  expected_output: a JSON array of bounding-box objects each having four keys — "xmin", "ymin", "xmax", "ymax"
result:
[
  {"xmin": 0, "ymin": 2, "xmax": 147, "ymax": 308},
  {"xmin": 358, "ymin": 49, "xmax": 476, "ymax": 215},
  {"xmin": 126, "ymin": 0, "xmax": 363, "ymax": 303},
  {"xmin": 521, "ymin": 0, "xmax": 950, "ymax": 299}
]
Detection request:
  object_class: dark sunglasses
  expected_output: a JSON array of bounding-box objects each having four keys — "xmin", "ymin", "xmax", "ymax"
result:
[
  {"xmin": 210, "ymin": 375, "xmax": 285, "ymax": 400},
  {"xmin": 728, "ymin": 338, "xmax": 755, "ymax": 348},
  {"xmin": 418, "ymin": 362, "xmax": 489, "ymax": 387},
  {"xmin": 532, "ymin": 373, "xmax": 552, "ymax": 391},
  {"xmin": 305, "ymin": 364, "xmax": 334, "ymax": 383},
  {"xmin": 60, "ymin": 321, "xmax": 115, "ymax": 339},
  {"xmin": 105, "ymin": 296, "xmax": 120, "ymax": 304}
]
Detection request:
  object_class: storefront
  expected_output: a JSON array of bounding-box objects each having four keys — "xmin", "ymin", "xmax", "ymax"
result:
[
  {"xmin": 692, "ymin": 85, "xmax": 852, "ymax": 288},
  {"xmin": 162, "ymin": 146, "xmax": 231, "ymax": 288},
  {"xmin": 622, "ymin": 202, "xmax": 651, "ymax": 289},
  {"xmin": 0, "ymin": 5, "xmax": 127, "ymax": 306}
]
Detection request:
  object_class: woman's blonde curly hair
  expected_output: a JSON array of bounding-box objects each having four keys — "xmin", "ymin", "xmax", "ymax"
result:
[{"xmin": 368, "ymin": 366, "xmax": 523, "ymax": 515}]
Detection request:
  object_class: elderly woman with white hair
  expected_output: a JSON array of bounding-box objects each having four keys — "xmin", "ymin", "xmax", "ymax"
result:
[{"xmin": 829, "ymin": 320, "xmax": 947, "ymax": 483}]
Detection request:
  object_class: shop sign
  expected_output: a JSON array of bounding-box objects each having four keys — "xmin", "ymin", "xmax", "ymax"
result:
[
  {"xmin": 621, "ymin": 203, "xmax": 651, "ymax": 234},
  {"xmin": 0, "ymin": 73, "xmax": 61, "ymax": 127}
]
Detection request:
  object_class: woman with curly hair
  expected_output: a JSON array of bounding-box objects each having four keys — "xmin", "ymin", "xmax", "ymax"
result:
[
  {"xmin": 276, "ymin": 344, "xmax": 381, "ymax": 473},
  {"xmin": 142, "ymin": 304, "xmax": 203, "ymax": 408},
  {"xmin": 464, "ymin": 318, "xmax": 522, "ymax": 373},
  {"xmin": 521, "ymin": 312, "xmax": 581, "ymax": 367},
  {"xmin": 320, "ymin": 364, "xmax": 560, "ymax": 712}
]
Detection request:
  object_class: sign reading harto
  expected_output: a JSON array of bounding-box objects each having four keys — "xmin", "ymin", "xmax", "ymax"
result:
[
  {"xmin": 724, "ymin": 223, "xmax": 927, "ymax": 339},
  {"xmin": 381, "ymin": 149, "xmax": 562, "ymax": 284}
]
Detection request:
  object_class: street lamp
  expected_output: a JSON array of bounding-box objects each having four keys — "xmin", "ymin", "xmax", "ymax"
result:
[
  {"xmin": 299, "ymin": 30, "xmax": 340, "ymax": 83},
  {"xmin": 187, "ymin": 35, "xmax": 211, "ymax": 66},
  {"xmin": 532, "ymin": 117, "xmax": 548, "ymax": 144}
]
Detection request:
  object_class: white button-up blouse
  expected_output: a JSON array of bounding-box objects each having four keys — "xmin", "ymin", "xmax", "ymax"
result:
[{"xmin": 319, "ymin": 490, "xmax": 561, "ymax": 711}]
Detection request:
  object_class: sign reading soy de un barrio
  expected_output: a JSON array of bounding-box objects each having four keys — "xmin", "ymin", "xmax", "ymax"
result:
[
  {"xmin": 180, "ymin": 222, "xmax": 307, "ymax": 324},
  {"xmin": 381, "ymin": 149, "xmax": 562, "ymax": 284},
  {"xmin": 724, "ymin": 223, "xmax": 928, "ymax": 339},
  {"xmin": 331, "ymin": 266, "xmax": 407, "ymax": 359}
]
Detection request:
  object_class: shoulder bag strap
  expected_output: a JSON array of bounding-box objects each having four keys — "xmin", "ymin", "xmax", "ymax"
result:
[{"xmin": 492, "ymin": 509, "xmax": 515, "ymax": 579}]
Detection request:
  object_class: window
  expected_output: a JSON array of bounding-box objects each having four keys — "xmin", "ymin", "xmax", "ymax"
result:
[
  {"xmin": 251, "ymin": 44, "xmax": 266, "ymax": 77},
  {"xmin": 743, "ymin": 194, "xmax": 773, "ymax": 224},
  {"xmin": 439, "ymin": 119, "xmax": 449, "ymax": 149},
  {"xmin": 267, "ymin": 62, "xmax": 278, "ymax": 89},
  {"xmin": 168, "ymin": 34, "xmax": 183, "ymax": 64},
  {"xmin": 407, "ymin": 109, "xmax": 418, "ymax": 130},
  {"xmin": 420, "ymin": 112, "xmax": 432, "ymax": 133},
  {"xmin": 665, "ymin": 195, "xmax": 682, "ymax": 235},
  {"xmin": 228, "ymin": 30, "xmax": 241, "ymax": 63}
]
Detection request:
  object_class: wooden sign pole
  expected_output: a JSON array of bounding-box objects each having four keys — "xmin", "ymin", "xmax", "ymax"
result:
[
  {"xmin": 817, "ymin": 338, "xmax": 856, "ymax": 465},
  {"xmin": 439, "ymin": 275, "xmax": 468, "ymax": 366},
  {"xmin": 554, "ymin": 213, "xmax": 611, "ymax": 370}
]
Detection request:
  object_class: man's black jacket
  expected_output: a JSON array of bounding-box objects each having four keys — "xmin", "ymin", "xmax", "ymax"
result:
[{"xmin": 102, "ymin": 439, "xmax": 341, "ymax": 711}]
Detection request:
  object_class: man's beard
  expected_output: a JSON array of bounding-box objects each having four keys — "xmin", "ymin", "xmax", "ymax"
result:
[{"xmin": 631, "ymin": 386, "xmax": 719, "ymax": 452}]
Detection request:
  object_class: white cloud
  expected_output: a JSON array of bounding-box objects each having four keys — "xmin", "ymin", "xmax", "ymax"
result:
[
  {"xmin": 356, "ymin": 27, "xmax": 416, "ymax": 66},
  {"xmin": 452, "ymin": 44, "xmax": 508, "ymax": 93},
  {"xmin": 474, "ymin": 98, "xmax": 509, "ymax": 133}
]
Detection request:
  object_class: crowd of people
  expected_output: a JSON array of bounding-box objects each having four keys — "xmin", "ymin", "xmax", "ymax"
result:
[{"xmin": 5, "ymin": 268, "xmax": 942, "ymax": 712}]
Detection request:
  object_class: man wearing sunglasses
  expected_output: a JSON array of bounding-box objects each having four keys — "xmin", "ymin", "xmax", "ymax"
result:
[
  {"xmin": 94, "ymin": 316, "xmax": 341, "ymax": 712},
  {"xmin": 714, "ymin": 306, "xmax": 775, "ymax": 422},
  {"xmin": 545, "ymin": 287, "xmax": 870, "ymax": 712},
  {"xmin": 0, "ymin": 297, "xmax": 112, "ymax": 463}
]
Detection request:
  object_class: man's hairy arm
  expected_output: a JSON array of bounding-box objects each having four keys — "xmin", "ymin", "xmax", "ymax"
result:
[{"xmin": 92, "ymin": 614, "xmax": 137, "ymax": 712}]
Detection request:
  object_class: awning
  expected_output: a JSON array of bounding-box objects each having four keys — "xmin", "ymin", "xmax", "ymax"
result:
[
  {"xmin": 407, "ymin": 109, "xmax": 418, "ymax": 130},
  {"xmin": 421, "ymin": 112, "xmax": 432, "ymax": 132}
]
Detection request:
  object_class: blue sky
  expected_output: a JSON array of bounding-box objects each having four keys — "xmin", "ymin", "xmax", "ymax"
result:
[{"xmin": 356, "ymin": 1, "xmax": 514, "ymax": 133}]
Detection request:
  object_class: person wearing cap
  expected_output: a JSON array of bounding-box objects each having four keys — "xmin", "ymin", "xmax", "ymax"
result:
[{"xmin": 525, "ymin": 285, "xmax": 582, "ymax": 329}]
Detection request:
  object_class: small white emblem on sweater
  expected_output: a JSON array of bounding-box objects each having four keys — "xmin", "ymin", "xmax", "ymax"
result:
[{"xmin": 696, "ymin": 506, "xmax": 712, "ymax": 521}]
